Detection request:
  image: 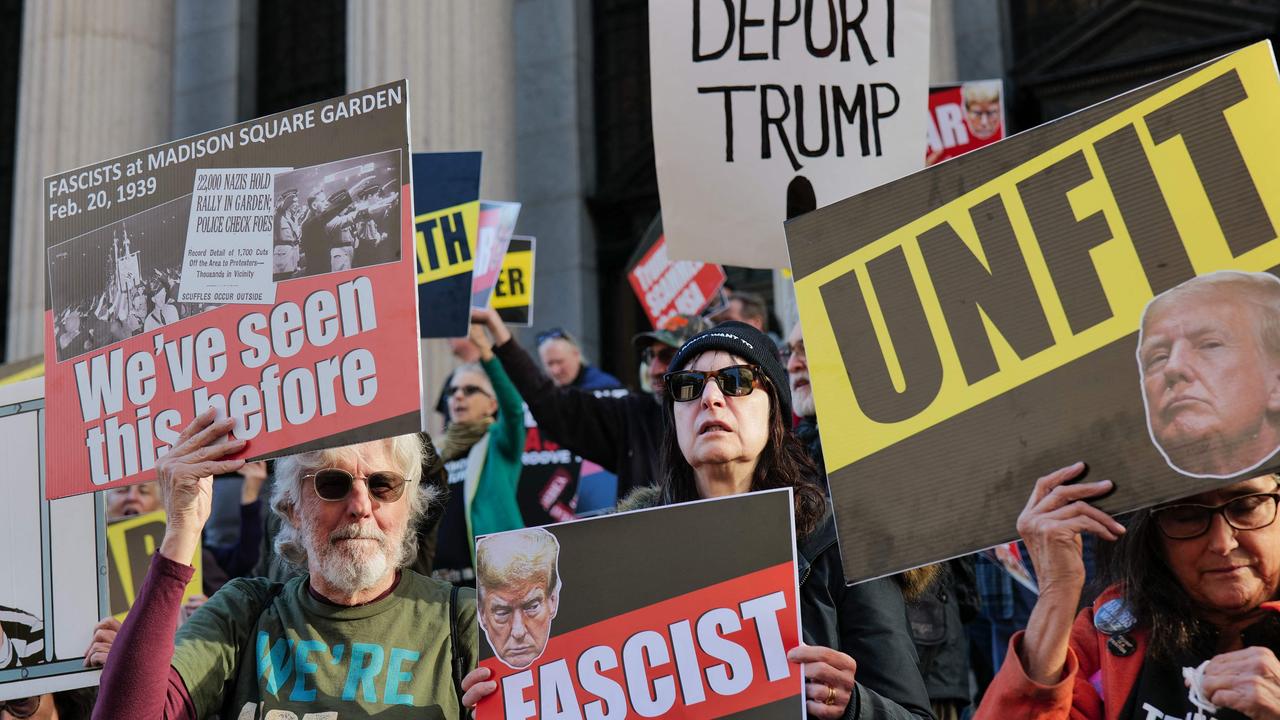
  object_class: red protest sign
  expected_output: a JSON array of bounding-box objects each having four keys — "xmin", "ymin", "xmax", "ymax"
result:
[
  {"xmin": 42, "ymin": 82, "xmax": 421, "ymax": 499},
  {"xmin": 475, "ymin": 489, "xmax": 803, "ymax": 719},
  {"xmin": 626, "ymin": 214, "xmax": 726, "ymax": 329},
  {"xmin": 925, "ymin": 80, "xmax": 1005, "ymax": 167}
]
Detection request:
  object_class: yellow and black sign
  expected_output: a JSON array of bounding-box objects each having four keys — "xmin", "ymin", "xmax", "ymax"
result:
[
  {"xmin": 492, "ymin": 235, "xmax": 535, "ymax": 326},
  {"xmin": 413, "ymin": 152, "xmax": 483, "ymax": 338},
  {"xmin": 785, "ymin": 41, "xmax": 1280, "ymax": 583},
  {"xmin": 106, "ymin": 510, "xmax": 203, "ymax": 620}
]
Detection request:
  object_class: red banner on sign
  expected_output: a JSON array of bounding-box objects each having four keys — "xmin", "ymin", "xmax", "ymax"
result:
[
  {"xmin": 626, "ymin": 216, "xmax": 726, "ymax": 329},
  {"xmin": 925, "ymin": 80, "xmax": 1005, "ymax": 167}
]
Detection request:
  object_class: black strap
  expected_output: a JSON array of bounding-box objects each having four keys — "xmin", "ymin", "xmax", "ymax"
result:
[{"xmin": 450, "ymin": 584, "xmax": 465, "ymax": 708}]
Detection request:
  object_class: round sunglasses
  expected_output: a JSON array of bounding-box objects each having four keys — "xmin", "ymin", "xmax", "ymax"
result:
[
  {"xmin": 664, "ymin": 364, "xmax": 763, "ymax": 402},
  {"xmin": 0, "ymin": 696, "xmax": 41, "ymax": 719},
  {"xmin": 304, "ymin": 468, "xmax": 407, "ymax": 503}
]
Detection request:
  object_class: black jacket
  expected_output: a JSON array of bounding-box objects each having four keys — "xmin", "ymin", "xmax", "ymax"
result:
[
  {"xmin": 493, "ymin": 338, "xmax": 662, "ymax": 499},
  {"xmin": 799, "ymin": 513, "xmax": 936, "ymax": 720},
  {"xmin": 621, "ymin": 487, "xmax": 934, "ymax": 720}
]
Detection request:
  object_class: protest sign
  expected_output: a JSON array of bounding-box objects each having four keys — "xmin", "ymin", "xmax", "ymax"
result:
[
  {"xmin": 42, "ymin": 81, "xmax": 422, "ymax": 500},
  {"xmin": 649, "ymin": 0, "xmax": 931, "ymax": 268},
  {"xmin": 414, "ymin": 151, "xmax": 482, "ymax": 338},
  {"xmin": 785, "ymin": 41, "xmax": 1280, "ymax": 583},
  {"xmin": 471, "ymin": 201, "xmax": 521, "ymax": 310},
  {"xmin": 626, "ymin": 215, "xmax": 726, "ymax": 329},
  {"xmin": 0, "ymin": 379, "xmax": 108, "ymax": 700},
  {"xmin": 493, "ymin": 235, "xmax": 535, "ymax": 326},
  {"xmin": 474, "ymin": 489, "xmax": 803, "ymax": 719},
  {"xmin": 926, "ymin": 80, "xmax": 1005, "ymax": 166},
  {"xmin": 106, "ymin": 510, "xmax": 203, "ymax": 621}
]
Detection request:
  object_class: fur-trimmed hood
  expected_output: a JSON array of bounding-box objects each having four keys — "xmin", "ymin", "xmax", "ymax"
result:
[{"xmin": 615, "ymin": 485, "xmax": 937, "ymax": 601}]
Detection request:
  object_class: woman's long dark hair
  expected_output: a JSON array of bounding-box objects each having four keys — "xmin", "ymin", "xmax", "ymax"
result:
[
  {"xmin": 658, "ymin": 371, "xmax": 828, "ymax": 541},
  {"xmin": 1107, "ymin": 509, "xmax": 1220, "ymax": 661}
]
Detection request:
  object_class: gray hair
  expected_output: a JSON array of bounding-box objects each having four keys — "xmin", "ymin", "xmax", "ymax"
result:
[
  {"xmin": 1142, "ymin": 270, "xmax": 1280, "ymax": 362},
  {"xmin": 269, "ymin": 434, "xmax": 436, "ymax": 571}
]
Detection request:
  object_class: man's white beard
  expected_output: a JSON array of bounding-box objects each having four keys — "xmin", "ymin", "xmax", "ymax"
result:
[{"xmin": 304, "ymin": 521, "xmax": 402, "ymax": 595}]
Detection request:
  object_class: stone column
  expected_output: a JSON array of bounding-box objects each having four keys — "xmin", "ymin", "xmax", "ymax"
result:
[
  {"xmin": 8, "ymin": 0, "xmax": 175, "ymax": 361},
  {"xmin": 347, "ymin": 0, "xmax": 518, "ymax": 434}
]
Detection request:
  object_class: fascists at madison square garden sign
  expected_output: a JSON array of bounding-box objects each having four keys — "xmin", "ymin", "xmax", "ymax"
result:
[
  {"xmin": 41, "ymin": 82, "xmax": 421, "ymax": 499},
  {"xmin": 473, "ymin": 490, "xmax": 805, "ymax": 719},
  {"xmin": 784, "ymin": 41, "xmax": 1280, "ymax": 584}
]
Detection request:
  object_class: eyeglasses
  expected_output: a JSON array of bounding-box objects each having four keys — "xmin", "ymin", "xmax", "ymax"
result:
[
  {"xmin": 1152, "ymin": 492, "xmax": 1280, "ymax": 540},
  {"xmin": 304, "ymin": 468, "xmax": 407, "ymax": 503},
  {"xmin": 642, "ymin": 345, "xmax": 677, "ymax": 366},
  {"xmin": 0, "ymin": 696, "xmax": 41, "ymax": 718},
  {"xmin": 446, "ymin": 384, "xmax": 490, "ymax": 398},
  {"xmin": 780, "ymin": 340, "xmax": 805, "ymax": 362},
  {"xmin": 665, "ymin": 364, "xmax": 763, "ymax": 402}
]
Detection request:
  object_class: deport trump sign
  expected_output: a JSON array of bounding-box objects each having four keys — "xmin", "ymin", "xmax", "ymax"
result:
[{"xmin": 785, "ymin": 42, "xmax": 1280, "ymax": 583}]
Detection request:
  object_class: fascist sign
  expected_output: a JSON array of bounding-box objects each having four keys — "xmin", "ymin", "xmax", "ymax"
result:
[
  {"xmin": 0, "ymin": 379, "xmax": 108, "ymax": 701},
  {"xmin": 493, "ymin": 235, "xmax": 535, "ymax": 327},
  {"xmin": 42, "ymin": 82, "xmax": 421, "ymax": 499},
  {"xmin": 414, "ymin": 151, "xmax": 482, "ymax": 338},
  {"xmin": 626, "ymin": 214, "xmax": 726, "ymax": 329},
  {"xmin": 649, "ymin": 0, "xmax": 930, "ymax": 268},
  {"xmin": 785, "ymin": 42, "xmax": 1280, "ymax": 583},
  {"xmin": 474, "ymin": 489, "xmax": 803, "ymax": 719}
]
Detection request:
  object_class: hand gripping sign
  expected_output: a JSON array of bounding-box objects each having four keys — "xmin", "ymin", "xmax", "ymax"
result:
[
  {"xmin": 474, "ymin": 489, "xmax": 804, "ymax": 719},
  {"xmin": 42, "ymin": 82, "xmax": 421, "ymax": 499},
  {"xmin": 785, "ymin": 42, "xmax": 1280, "ymax": 584}
]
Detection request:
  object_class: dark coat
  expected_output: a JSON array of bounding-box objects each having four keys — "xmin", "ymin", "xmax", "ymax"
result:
[
  {"xmin": 620, "ymin": 486, "xmax": 935, "ymax": 720},
  {"xmin": 493, "ymin": 338, "xmax": 661, "ymax": 500}
]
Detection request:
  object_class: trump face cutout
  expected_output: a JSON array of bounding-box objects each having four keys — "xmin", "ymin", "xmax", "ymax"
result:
[
  {"xmin": 476, "ymin": 528, "xmax": 561, "ymax": 669},
  {"xmin": 1138, "ymin": 271, "xmax": 1280, "ymax": 478}
]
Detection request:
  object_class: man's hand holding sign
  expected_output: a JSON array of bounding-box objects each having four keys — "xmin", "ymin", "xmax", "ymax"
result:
[{"xmin": 155, "ymin": 410, "xmax": 246, "ymax": 567}]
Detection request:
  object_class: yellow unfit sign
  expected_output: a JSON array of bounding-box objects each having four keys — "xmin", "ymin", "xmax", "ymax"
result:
[{"xmin": 792, "ymin": 42, "xmax": 1280, "ymax": 476}]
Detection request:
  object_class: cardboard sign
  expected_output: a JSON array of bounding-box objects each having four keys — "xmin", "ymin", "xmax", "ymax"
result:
[
  {"xmin": 626, "ymin": 215, "xmax": 727, "ymax": 329},
  {"xmin": 784, "ymin": 42, "xmax": 1280, "ymax": 583},
  {"xmin": 414, "ymin": 152, "xmax": 483, "ymax": 338},
  {"xmin": 649, "ymin": 0, "xmax": 931, "ymax": 268},
  {"xmin": 42, "ymin": 82, "xmax": 422, "ymax": 499},
  {"xmin": 926, "ymin": 80, "xmax": 1005, "ymax": 166},
  {"xmin": 106, "ymin": 510, "xmax": 203, "ymax": 621},
  {"xmin": 0, "ymin": 379, "xmax": 108, "ymax": 701},
  {"xmin": 474, "ymin": 489, "xmax": 803, "ymax": 719},
  {"xmin": 493, "ymin": 235, "xmax": 535, "ymax": 326},
  {"xmin": 471, "ymin": 201, "xmax": 521, "ymax": 310}
]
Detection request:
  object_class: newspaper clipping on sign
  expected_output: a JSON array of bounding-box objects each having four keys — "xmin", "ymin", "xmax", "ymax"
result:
[
  {"xmin": 784, "ymin": 42, "xmax": 1280, "ymax": 583},
  {"xmin": 42, "ymin": 82, "xmax": 422, "ymax": 499},
  {"xmin": 474, "ymin": 489, "xmax": 804, "ymax": 719}
]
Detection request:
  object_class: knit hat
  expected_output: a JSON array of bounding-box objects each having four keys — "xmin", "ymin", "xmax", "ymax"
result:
[
  {"xmin": 667, "ymin": 321, "xmax": 791, "ymax": 419},
  {"xmin": 632, "ymin": 313, "xmax": 713, "ymax": 349}
]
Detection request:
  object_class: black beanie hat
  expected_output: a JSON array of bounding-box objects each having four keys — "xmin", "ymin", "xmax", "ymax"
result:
[{"xmin": 667, "ymin": 321, "xmax": 791, "ymax": 419}]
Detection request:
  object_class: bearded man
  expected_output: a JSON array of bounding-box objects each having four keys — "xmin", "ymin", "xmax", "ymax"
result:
[{"xmin": 93, "ymin": 410, "xmax": 489, "ymax": 719}]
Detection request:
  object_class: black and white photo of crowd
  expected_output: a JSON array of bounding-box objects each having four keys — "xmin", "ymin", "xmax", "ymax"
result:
[
  {"xmin": 48, "ymin": 194, "xmax": 200, "ymax": 362},
  {"xmin": 272, "ymin": 149, "xmax": 402, "ymax": 281}
]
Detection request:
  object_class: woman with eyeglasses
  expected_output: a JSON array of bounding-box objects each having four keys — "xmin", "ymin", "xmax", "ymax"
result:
[
  {"xmin": 621, "ymin": 322, "xmax": 932, "ymax": 719},
  {"xmin": 977, "ymin": 465, "xmax": 1280, "ymax": 719},
  {"xmin": 431, "ymin": 321, "xmax": 527, "ymax": 587}
]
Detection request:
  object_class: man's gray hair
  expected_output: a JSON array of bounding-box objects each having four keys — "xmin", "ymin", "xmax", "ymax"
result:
[
  {"xmin": 269, "ymin": 434, "xmax": 436, "ymax": 571},
  {"xmin": 1143, "ymin": 270, "xmax": 1280, "ymax": 362}
]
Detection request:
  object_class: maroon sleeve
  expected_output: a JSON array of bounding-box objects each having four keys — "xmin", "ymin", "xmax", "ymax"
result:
[{"xmin": 93, "ymin": 554, "xmax": 200, "ymax": 720}]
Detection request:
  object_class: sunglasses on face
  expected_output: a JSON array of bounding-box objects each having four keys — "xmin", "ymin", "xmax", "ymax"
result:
[
  {"xmin": 780, "ymin": 340, "xmax": 805, "ymax": 362},
  {"xmin": 664, "ymin": 364, "xmax": 763, "ymax": 402},
  {"xmin": 304, "ymin": 468, "xmax": 407, "ymax": 503},
  {"xmin": 446, "ymin": 384, "xmax": 490, "ymax": 398},
  {"xmin": 1152, "ymin": 492, "xmax": 1280, "ymax": 540},
  {"xmin": 536, "ymin": 328, "xmax": 573, "ymax": 346},
  {"xmin": 642, "ymin": 346, "xmax": 677, "ymax": 366},
  {"xmin": 0, "ymin": 697, "xmax": 41, "ymax": 719}
]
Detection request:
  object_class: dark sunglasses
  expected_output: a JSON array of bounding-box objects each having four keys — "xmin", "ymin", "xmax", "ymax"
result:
[
  {"xmin": 304, "ymin": 468, "xmax": 407, "ymax": 503},
  {"xmin": 665, "ymin": 364, "xmax": 763, "ymax": 402},
  {"xmin": 446, "ymin": 384, "xmax": 490, "ymax": 398},
  {"xmin": 642, "ymin": 345, "xmax": 677, "ymax": 366},
  {"xmin": 780, "ymin": 340, "xmax": 805, "ymax": 362},
  {"xmin": 0, "ymin": 697, "xmax": 41, "ymax": 719}
]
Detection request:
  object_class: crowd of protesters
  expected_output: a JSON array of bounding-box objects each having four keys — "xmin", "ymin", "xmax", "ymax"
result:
[{"xmin": 11, "ymin": 285, "xmax": 1280, "ymax": 719}]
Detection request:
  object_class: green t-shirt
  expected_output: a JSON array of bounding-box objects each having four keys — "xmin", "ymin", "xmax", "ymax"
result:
[{"xmin": 172, "ymin": 570, "xmax": 476, "ymax": 719}]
